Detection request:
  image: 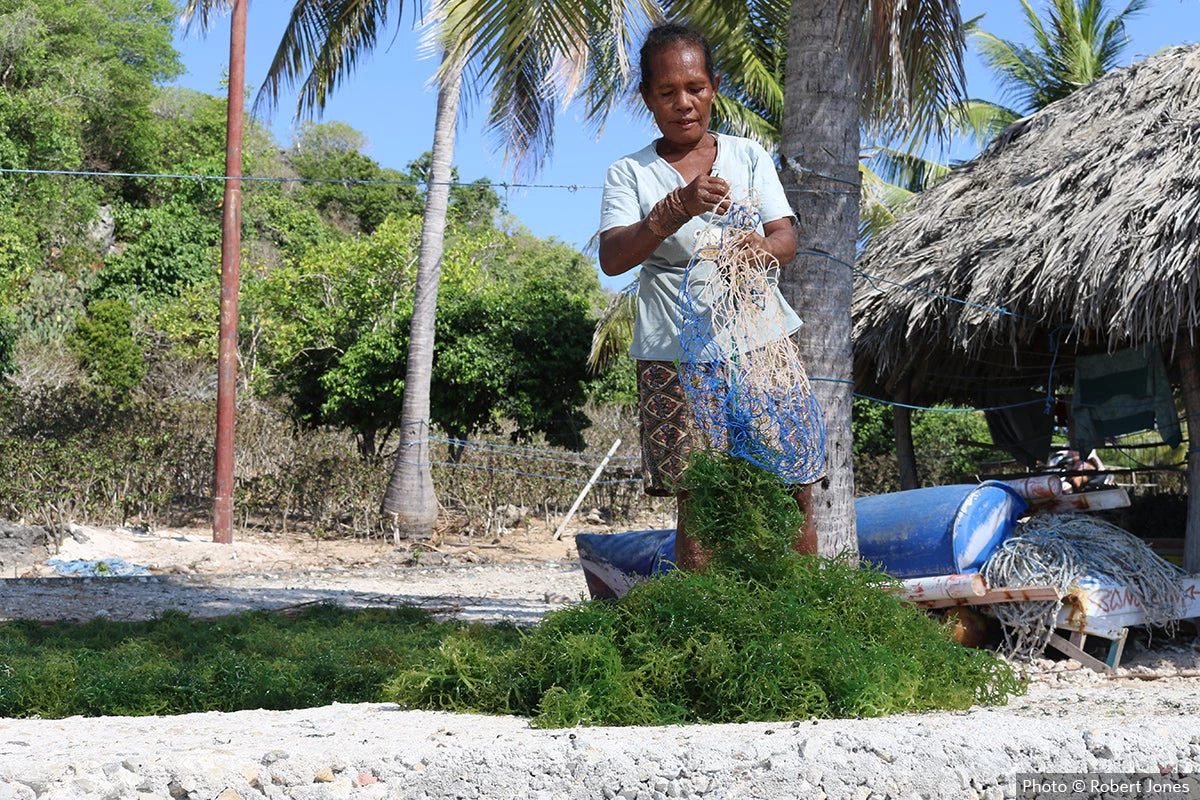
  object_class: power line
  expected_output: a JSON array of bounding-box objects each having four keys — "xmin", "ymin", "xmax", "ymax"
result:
[{"xmin": 0, "ymin": 166, "xmax": 603, "ymax": 192}]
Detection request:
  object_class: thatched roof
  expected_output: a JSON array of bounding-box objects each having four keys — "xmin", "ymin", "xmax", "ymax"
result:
[{"xmin": 854, "ymin": 44, "xmax": 1200, "ymax": 402}]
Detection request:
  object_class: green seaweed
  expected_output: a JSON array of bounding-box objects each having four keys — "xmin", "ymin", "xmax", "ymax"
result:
[{"xmin": 388, "ymin": 453, "xmax": 1026, "ymax": 726}]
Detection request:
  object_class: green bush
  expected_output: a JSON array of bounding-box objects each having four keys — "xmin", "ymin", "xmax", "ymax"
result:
[
  {"xmin": 66, "ymin": 298, "xmax": 146, "ymax": 397},
  {"xmin": 852, "ymin": 398, "xmax": 996, "ymax": 493},
  {"xmin": 93, "ymin": 203, "xmax": 219, "ymax": 302}
]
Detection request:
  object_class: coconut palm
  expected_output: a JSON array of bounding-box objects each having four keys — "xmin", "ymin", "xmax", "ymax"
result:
[
  {"xmin": 863, "ymin": 0, "xmax": 1148, "ymax": 232},
  {"xmin": 962, "ymin": 0, "xmax": 1148, "ymax": 142},
  {"xmin": 765, "ymin": 0, "xmax": 968, "ymax": 555}
]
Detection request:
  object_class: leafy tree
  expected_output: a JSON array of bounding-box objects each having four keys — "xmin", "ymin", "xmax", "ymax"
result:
[
  {"xmin": 252, "ymin": 214, "xmax": 441, "ymax": 456},
  {"xmin": 288, "ymin": 121, "xmax": 422, "ymax": 234},
  {"xmin": 851, "ymin": 397, "xmax": 896, "ymax": 458},
  {"xmin": 433, "ymin": 278, "xmax": 595, "ymax": 450},
  {"xmin": 251, "ymin": 211, "xmax": 603, "ymax": 459},
  {"xmin": 0, "ymin": 0, "xmax": 185, "ymax": 356},
  {"xmin": 910, "ymin": 407, "xmax": 993, "ymax": 478},
  {"xmin": 147, "ymin": 87, "xmax": 230, "ymax": 169},
  {"xmin": 92, "ymin": 200, "xmax": 221, "ymax": 303},
  {"xmin": 243, "ymin": 191, "xmax": 339, "ymax": 262},
  {"xmin": 0, "ymin": 0, "xmax": 181, "ymax": 175},
  {"xmin": 853, "ymin": 397, "xmax": 992, "ymax": 478}
]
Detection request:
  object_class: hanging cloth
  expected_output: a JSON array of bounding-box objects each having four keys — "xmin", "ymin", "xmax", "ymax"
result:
[
  {"xmin": 983, "ymin": 388, "xmax": 1054, "ymax": 467},
  {"xmin": 1070, "ymin": 343, "xmax": 1181, "ymax": 455}
]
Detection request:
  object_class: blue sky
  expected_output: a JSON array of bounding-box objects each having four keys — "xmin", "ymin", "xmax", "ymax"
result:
[{"xmin": 171, "ymin": 1, "xmax": 1198, "ymax": 291}]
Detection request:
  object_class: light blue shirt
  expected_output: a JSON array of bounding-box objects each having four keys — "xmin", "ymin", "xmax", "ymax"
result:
[{"xmin": 600, "ymin": 132, "xmax": 801, "ymax": 361}]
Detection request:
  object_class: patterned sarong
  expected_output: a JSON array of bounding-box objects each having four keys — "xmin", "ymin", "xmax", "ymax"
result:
[{"xmin": 636, "ymin": 360, "xmax": 726, "ymax": 496}]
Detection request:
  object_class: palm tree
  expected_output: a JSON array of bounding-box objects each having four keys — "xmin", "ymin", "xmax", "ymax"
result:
[
  {"xmin": 961, "ymin": 0, "xmax": 1147, "ymax": 143},
  {"xmin": 862, "ymin": 0, "xmax": 1147, "ymax": 235},
  {"xmin": 251, "ymin": 3, "xmax": 467, "ymax": 538},
  {"xmin": 775, "ymin": 0, "xmax": 969, "ymax": 555}
]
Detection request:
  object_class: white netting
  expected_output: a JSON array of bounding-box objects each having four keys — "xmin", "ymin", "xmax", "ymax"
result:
[
  {"xmin": 982, "ymin": 513, "xmax": 1185, "ymax": 660},
  {"xmin": 676, "ymin": 194, "xmax": 826, "ymax": 484}
]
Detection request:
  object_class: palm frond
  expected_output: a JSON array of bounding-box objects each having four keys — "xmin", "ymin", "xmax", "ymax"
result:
[
  {"xmin": 588, "ymin": 279, "xmax": 638, "ymax": 373},
  {"xmin": 858, "ymin": 160, "xmax": 917, "ymax": 244},
  {"xmin": 179, "ymin": 0, "xmax": 233, "ymax": 33},
  {"xmin": 253, "ymin": 0, "xmax": 406, "ymax": 120},
  {"xmin": 972, "ymin": 0, "xmax": 1147, "ymax": 115},
  {"xmin": 972, "ymin": 29, "xmax": 1046, "ymax": 113},
  {"xmin": 944, "ymin": 98, "xmax": 1021, "ymax": 147},
  {"xmin": 712, "ymin": 95, "xmax": 779, "ymax": 148},
  {"xmin": 863, "ymin": 145, "xmax": 950, "ymax": 194},
  {"xmin": 431, "ymin": 0, "xmax": 658, "ymax": 179},
  {"xmin": 863, "ymin": 0, "xmax": 969, "ymax": 150}
]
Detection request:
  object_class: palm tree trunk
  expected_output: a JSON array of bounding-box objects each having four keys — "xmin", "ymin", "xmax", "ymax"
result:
[
  {"xmin": 779, "ymin": 0, "xmax": 863, "ymax": 559},
  {"xmin": 381, "ymin": 54, "xmax": 464, "ymax": 539}
]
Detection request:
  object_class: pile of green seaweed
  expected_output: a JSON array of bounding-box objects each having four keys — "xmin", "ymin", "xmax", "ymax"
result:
[{"xmin": 389, "ymin": 453, "xmax": 1025, "ymax": 727}]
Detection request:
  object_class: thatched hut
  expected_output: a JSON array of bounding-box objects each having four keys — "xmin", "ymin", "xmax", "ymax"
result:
[{"xmin": 853, "ymin": 44, "xmax": 1200, "ymax": 573}]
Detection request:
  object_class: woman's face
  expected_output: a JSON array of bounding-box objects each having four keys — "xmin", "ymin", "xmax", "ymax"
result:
[{"xmin": 640, "ymin": 41, "xmax": 719, "ymax": 149}]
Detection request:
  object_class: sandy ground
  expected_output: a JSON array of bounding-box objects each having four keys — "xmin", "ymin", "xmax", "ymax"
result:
[{"xmin": 1, "ymin": 522, "xmax": 1200, "ymax": 799}]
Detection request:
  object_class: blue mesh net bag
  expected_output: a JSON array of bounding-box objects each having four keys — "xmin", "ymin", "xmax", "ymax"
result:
[{"xmin": 676, "ymin": 194, "xmax": 826, "ymax": 484}]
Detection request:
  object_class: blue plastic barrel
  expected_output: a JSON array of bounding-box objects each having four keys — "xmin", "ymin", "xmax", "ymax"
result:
[{"xmin": 854, "ymin": 481, "xmax": 1028, "ymax": 579}]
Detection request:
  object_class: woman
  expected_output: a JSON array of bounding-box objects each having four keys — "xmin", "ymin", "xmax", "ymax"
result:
[{"xmin": 598, "ymin": 23, "xmax": 813, "ymax": 569}]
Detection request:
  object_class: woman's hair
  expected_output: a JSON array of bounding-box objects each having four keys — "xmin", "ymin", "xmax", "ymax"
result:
[{"xmin": 638, "ymin": 23, "xmax": 715, "ymax": 91}]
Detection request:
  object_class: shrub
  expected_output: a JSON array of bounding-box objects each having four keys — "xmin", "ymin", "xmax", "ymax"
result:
[{"xmin": 66, "ymin": 299, "xmax": 146, "ymax": 398}]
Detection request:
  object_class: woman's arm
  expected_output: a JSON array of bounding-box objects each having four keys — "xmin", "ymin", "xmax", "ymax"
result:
[
  {"xmin": 598, "ymin": 220, "xmax": 665, "ymax": 277},
  {"xmin": 598, "ymin": 174, "xmax": 733, "ymax": 277},
  {"xmin": 742, "ymin": 217, "xmax": 796, "ymax": 267}
]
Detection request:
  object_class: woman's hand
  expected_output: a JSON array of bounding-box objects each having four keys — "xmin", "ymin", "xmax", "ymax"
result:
[
  {"xmin": 728, "ymin": 217, "xmax": 796, "ymax": 268},
  {"xmin": 678, "ymin": 174, "xmax": 732, "ymax": 217}
]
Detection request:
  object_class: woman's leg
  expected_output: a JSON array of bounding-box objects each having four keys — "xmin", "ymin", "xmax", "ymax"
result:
[
  {"xmin": 672, "ymin": 492, "xmax": 709, "ymax": 571},
  {"xmin": 792, "ymin": 484, "xmax": 818, "ymax": 555}
]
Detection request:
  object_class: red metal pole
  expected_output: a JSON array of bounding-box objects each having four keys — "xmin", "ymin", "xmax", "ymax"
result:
[{"xmin": 213, "ymin": 0, "xmax": 247, "ymax": 544}]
